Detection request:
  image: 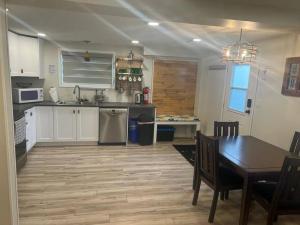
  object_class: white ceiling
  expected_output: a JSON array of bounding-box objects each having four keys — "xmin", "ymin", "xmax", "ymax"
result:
[{"xmin": 6, "ymin": 0, "xmax": 296, "ymax": 58}]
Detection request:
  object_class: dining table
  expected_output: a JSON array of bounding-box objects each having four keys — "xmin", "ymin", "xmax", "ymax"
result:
[{"xmin": 217, "ymin": 136, "xmax": 290, "ymax": 225}]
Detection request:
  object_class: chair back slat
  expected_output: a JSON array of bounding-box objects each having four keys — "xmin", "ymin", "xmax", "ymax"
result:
[
  {"xmin": 290, "ymin": 131, "xmax": 300, "ymax": 156},
  {"xmin": 272, "ymin": 156, "xmax": 300, "ymax": 207},
  {"xmin": 198, "ymin": 134, "xmax": 219, "ymax": 186},
  {"xmin": 214, "ymin": 121, "xmax": 239, "ymax": 137}
]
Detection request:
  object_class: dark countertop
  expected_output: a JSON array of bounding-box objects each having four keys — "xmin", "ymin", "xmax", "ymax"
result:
[{"xmin": 13, "ymin": 101, "xmax": 155, "ymax": 120}]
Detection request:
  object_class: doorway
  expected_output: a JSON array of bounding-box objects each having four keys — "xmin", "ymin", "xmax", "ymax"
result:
[{"xmin": 222, "ymin": 63, "xmax": 259, "ymax": 135}]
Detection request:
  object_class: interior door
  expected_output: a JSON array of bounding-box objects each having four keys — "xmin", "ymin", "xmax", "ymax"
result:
[{"xmin": 222, "ymin": 63, "xmax": 258, "ymax": 135}]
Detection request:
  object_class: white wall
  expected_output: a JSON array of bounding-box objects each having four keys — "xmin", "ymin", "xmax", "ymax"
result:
[
  {"xmin": 197, "ymin": 33, "xmax": 300, "ymax": 150},
  {"xmin": 40, "ymin": 40, "xmax": 154, "ymax": 103},
  {"xmin": 251, "ymin": 34, "xmax": 300, "ymax": 150},
  {"xmin": 196, "ymin": 56, "xmax": 227, "ymax": 135},
  {"xmin": 40, "ymin": 40, "xmax": 203, "ymax": 114}
]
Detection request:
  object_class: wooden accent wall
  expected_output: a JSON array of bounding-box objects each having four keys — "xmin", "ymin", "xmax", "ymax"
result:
[{"xmin": 153, "ymin": 60, "xmax": 197, "ymax": 116}]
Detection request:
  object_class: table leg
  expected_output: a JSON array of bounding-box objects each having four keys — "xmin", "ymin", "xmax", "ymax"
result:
[
  {"xmin": 239, "ymin": 177, "xmax": 253, "ymax": 225},
  {"xmin": 153, "ymin": 123, "xmax": 157, "ymax": 144}
]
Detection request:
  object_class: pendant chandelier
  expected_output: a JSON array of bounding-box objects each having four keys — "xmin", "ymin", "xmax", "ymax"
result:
[{"xmin": 222, "ymin": 29, "xmax": 257, "ymax": 64}]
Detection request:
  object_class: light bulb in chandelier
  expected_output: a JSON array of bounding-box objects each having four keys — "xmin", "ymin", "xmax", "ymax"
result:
[{"xmin": 222, "ymin": 29, "xmax": 257, "ymax": 63}]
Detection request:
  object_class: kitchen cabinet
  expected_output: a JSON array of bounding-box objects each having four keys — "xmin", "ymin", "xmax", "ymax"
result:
[
  {"xmin": 36, "ymin": 106, "xmax": 54, "ymax": 142},
  {"xmin": 35, "ymin": 106, "xmax": 99, "ymax": 143},
  {"xmin": 54, "ymin": 107, "xmax": 77, "ymax": 142},
  {"xmin": 25, "ymin": 107, "xmax": 36, "ymax": 151},
  {"xmin": 8, "ymin": 31, "xmax": 19, "ymax": 76},
  {"xmin": 8, "ymin": 31, "xmax": 40, "ymax": 77},
  {"xmin": 76, "ymin": 107, "xmax": 99, "ymax": 141}
]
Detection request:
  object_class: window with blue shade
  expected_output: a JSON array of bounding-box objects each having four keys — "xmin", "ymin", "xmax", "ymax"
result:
[{"xmin": 228, "ymin": 64, "xmax": 250, "ymax": 113}]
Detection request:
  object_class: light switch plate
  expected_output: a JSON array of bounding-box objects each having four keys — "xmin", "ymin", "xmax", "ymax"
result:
[{"xmin": 49, "ymin": 65, "xmax": 56, "ymax": 74}]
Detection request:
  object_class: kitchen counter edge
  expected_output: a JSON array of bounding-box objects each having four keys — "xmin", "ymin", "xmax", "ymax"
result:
[{"xmin": 13, "ymin": 101, "xmax": 155, "ymax": 120}]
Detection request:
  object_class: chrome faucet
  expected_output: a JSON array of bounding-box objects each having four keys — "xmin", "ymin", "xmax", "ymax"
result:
[{"xmin": 73, "ymin": 85, "xmax": 81, "ymax": 103}]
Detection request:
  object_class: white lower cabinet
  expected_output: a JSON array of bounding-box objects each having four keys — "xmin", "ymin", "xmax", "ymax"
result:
[
  {"xmin": 36, "ymin": 106, "xmax": 54, "ymax": 142},
  {"xmin": 35, "ymin": 106, "xmax": 99, "ymax": 143},
  {"xmin": 54, "ymin": 107, "xmax": 77, "ymax": 142},
  {"xmin": 25, "ymin": 107, "xmax": 36, "ymax": 151},
  {"xmin": 76, "ymin": 107, "xmax": 99, "ymax": 141}
]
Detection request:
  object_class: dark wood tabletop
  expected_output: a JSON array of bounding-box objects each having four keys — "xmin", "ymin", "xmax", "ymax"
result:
[
  {"xmin": 218, "ymin": 136, "xmax": 289, "ymax": 174},
  {"xmin": 216, "ymin": 136, "xmax": 290, "ymax": 225}
]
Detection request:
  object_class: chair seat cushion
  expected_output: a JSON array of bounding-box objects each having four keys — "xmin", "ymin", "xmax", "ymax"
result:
[
  {"xmin": 253, "ymin": 181, "xmax": 300, "ymax": 210},
  {"xmin": 253, "ymin": 182, "xmax": 277, "ymax": 202},
  {"xmin": 219, "ymin": 167, "xmax": 243, "ymax": 188}
]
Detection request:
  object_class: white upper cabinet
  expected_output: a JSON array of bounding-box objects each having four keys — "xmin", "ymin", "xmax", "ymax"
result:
[
  {"xmin": 18, "ymin": 35, "xmax": 40, "ymax": 77},
  {"xmin": 8, "ymin": 31, "xmax": 19, "ymax": 76},
  {"xmin": 77, "ymin": 107, "xmax": 99, "ymax": 141},
  {"xmin": 54, "ymin": 107, "xmax": 77, "ymax": 142},
  {"xmin": 8, "ymin": 31, "xmax": 41, "ymax": 77},
  {"xmin": 36, "ymin": 106, "xmax": 54, "ymax": 142}
]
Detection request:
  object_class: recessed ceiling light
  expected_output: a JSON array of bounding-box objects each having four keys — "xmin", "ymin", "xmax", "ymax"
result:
[
  {"xmin": 148, "ymin": 22, "xmax": 159, "ymax": 26},
  {"xmin": 37, "ymin": 33, "xmax": 46, "ymax": 37},
  {"xmin": 5, "ymin": 8, "xmax": 9, "ymax": 12},
  {"xmin": 193, "ymin": 38, "xmax": 202, "ymax": 42},
  {"xmin": 131, "ymin": 40, "xmax": 139, "ymax": 44}
]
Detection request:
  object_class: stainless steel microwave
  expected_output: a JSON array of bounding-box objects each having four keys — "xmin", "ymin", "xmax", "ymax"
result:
[{"xmin": 12, "ymin": 88, "xmax": 44, "ymax": 104}]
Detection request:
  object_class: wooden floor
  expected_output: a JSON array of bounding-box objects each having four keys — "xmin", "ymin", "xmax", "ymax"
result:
[{"xmin": 17, "ymin": 143, "xmax": 299, "ymax": 225}]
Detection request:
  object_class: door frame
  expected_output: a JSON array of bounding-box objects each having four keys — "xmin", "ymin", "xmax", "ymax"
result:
[
  {"xmin": 221, "ymin": 62, "xmax": 260, "ymax": 135},
  {"xmin": 0, "ymin": 0, "xmax": 19, "ymax": 224}
]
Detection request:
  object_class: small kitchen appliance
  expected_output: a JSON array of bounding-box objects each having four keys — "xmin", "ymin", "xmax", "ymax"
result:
[
  {"xmin": 12, "ymin": 88, "xmax": 44, "ymax": 104},
  {"xmin": 135, "ymin": 92, "xmax": 143, "ymax": 104}
]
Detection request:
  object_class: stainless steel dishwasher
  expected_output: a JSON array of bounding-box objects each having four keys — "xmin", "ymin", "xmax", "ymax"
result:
[{"xmin": 99, "ymin": 108, "xmax": 128, "ymax": 145}]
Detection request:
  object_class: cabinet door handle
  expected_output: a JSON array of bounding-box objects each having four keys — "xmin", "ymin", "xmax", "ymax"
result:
[
  {"xmin": 78, "ymin": 109, "xmax": 80, "ymax": 114},
  {"xmin": 21, "ymin": 69, "xmax": 24, "ymax": 74},
  {"xmin": 73, "ymin": 110, "xmax": 76, "ymax": 114}
]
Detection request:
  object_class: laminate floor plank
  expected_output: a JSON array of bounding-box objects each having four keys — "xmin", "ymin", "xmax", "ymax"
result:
[{"xmin": 18, "ymin": 144, "xmax": 300, "ymax": 225}]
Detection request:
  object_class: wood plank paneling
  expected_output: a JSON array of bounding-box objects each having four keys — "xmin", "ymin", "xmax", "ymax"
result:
[{"xmin": 153, "ymin": 60, "xmax": 198, "ymax": 116}]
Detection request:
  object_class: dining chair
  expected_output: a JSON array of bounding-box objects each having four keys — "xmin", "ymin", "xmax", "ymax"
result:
[
  {"xmin": 252, "ymin": 155, "xmax": 300, "ymax": 225},
  {"xmin": 214, "ymin": 121, "xmax": 239, "ymax": 137},
  {"xmin": 263, "ymin": 131, "xmax": 300, "ymax": 184},
  {"xmin": 214, "ymin": 121, "xmax": 239, "ymax": 200},
  {"xmin": 193, "ymin": 131, "xmax": 201, "ymax": 190},
  {"xmin": 192, "ymin": 133, "xmax": 243, "ymax": 223},
  {"xmin": 290, "ymin": 131, "xmax": 300, "ymax": 155}
]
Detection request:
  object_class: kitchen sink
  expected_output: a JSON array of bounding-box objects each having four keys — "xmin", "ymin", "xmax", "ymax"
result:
[{"xmin": 57, "ymin": 101, "xmax": 93, "ymax": 105}]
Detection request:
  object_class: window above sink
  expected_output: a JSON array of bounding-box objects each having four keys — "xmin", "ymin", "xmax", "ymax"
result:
[{"xmin": 59, "ymin": 50, "xmax": 115, "ymax": 89}]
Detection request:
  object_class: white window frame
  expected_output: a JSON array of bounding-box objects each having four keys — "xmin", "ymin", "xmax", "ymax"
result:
[{"xmin": 58, "ymin": 48, "xmax": 115, "ymax": 89}]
